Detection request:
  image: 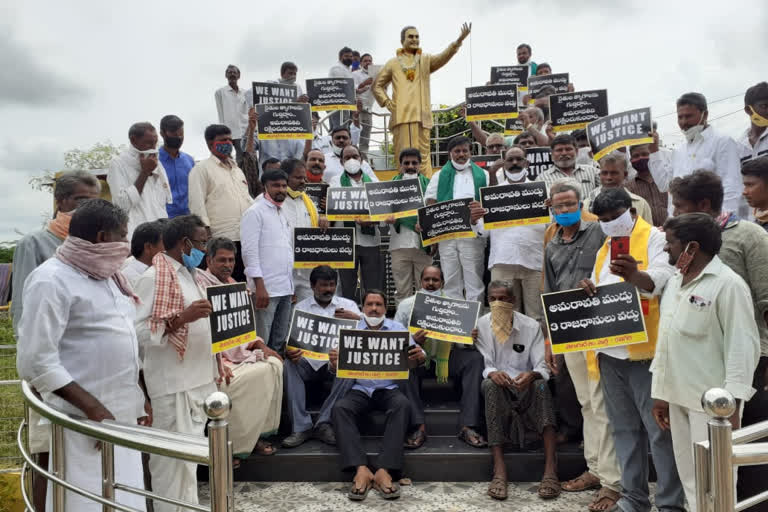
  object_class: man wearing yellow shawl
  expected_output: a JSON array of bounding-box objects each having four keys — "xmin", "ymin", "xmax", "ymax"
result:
[
  {"xmin": 394, "ymin": 266, "xmax": 485, "ymax": 450},
  {"xmin": 577, "ymin": 188, "xmax": 684, "ymax": 512},
  {"xmin": 282, "ymin": 158, "xmax": 328, "ymax": 303}
]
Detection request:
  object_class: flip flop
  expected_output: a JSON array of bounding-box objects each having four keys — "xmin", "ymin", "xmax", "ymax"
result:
[
  {"xmin": 588, "ymin": 487, "xmax": 620, "ymax": 512},
  {"xmin": 404, "ymin": 429, "xmax": 427, "ymax": 449},
  {"xmin": 374, "ymin": 481, "xmax": 401, "ymax": 500},
  {"xmin": 562, "ymin": 471, "xmax": 601, "ymax": 492},
  {"xmin": 347, "ymin": 480, "xmax": 372, "ymax": 501},
  {"xmin": 538, "ymin": 474, "xmax": 561, "ymax": 500},
  {"xmin": 487, "ymin": 476, "xmax": 508, "ymax": 501}
]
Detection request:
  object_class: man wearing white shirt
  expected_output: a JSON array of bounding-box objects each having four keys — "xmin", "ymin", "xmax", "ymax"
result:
[
  {"xmin": 386, "ymin": 149, "xmax": 433, "ymax": 304},
  {"xmin": 122, "ymin": 219, "xmax": 165, "ymax": 287},
  {"xmin": 282, "ymin": 158, "xmax": 328, "ymax": 303},
  {"xmin": 188, "ymin": 124, "xmax": 254, "ymax": 282},
  {"xmin": 282, "ymin": 266, "xmax": 361, "ymax": 448},
  {"xmin": 17, "ymin": 199, "xmax": 149, "ymax": 512},
  {"xmin": 330, "ymin": 145, "xmax": 384, "ymax": 300},
  {"xmin": 651, "ymin": 213, "xmax": 759, "ymax": 512},
  {"xmin": 135, "ymin": 214, "xmax": 219, "ymax": 512},
  {"xmin": 475, "ymin": 280, "xmax": 558, "ymax": 501},
  {"xmin": 578, "ymin": 188, "xmax": 685, "ymax": 512},
  {"xmin": 107, "ymin": 122, "xmax": 172, "ymax": 238},
  {"xmin": 353, "ymin": 53, "xmax": 375, "ymax": 159},
  {"xmin": 214, "ymin": 65, "xmax": 247, "ymax": 161},
  {"xmin": 323, "ymin": 125, "xmax": 376, "ymax": 183},
  {"xmin": 738, "ymin": 82, "xmax": 768, "ymax": 172},
  {"xmin": 649, "ymin": 92, "xmax": 745, "ymax": 217},
  {"xmin": 240, "ymin": 169, "xmax": 295, "ymax": 352},
  {"xmin": 424, "ymin": 136, "xmax": 489, "ymax": 303},
  {"xmin": 471, "ymin": 146, "xmax": 546, "ymax": 321},
  {"xmin": 328, "ymin": 46, "xmax": 356, "ymax": 129}
]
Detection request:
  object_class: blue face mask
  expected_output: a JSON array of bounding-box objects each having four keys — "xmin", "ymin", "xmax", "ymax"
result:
[
  {"xmin": 553, "ymin": 207, "xmax": 581, "ymax": 227},
  {"xmin": 182, "ymin": 246, "xmax": 205, "ymax": 269}
]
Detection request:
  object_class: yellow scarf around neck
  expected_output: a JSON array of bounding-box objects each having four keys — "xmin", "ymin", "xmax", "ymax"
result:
[{"xmin": 288, "ymin": 188, "xmax": 319, "ymax": 227}]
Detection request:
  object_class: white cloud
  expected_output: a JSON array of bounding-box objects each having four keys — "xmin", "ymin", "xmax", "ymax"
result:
[{"xmin": 0, "ymin": 0, "xmax": 764, "ymax": 239}]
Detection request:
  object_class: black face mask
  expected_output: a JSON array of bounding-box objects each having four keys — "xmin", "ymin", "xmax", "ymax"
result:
[
  {"xmin": 342, "ymin": 58, "xmax": 354, "ymax": 67},
  {"xmin": 164, "ymin": 136, "xmax": 183, "ymax": 149}
]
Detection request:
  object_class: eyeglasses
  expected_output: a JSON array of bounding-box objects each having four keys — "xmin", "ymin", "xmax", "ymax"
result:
[{"xmin": 189, "ymin": 238, "xmax": 209, "ymax": 249}]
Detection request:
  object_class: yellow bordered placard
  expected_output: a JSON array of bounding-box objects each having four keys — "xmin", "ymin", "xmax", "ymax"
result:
[
  {"xmin": 408, "ymin": 326, "xmax": 473, "ymax": 344},
  {"xmin": 284, "ymin": 346, "xmax": 330, "ymax": 360},
  {"xmin": 421, "ymin": 230, "xmax": 475, "ymax": 247},
  {"xmin": 310, "ymin": 104, "xmax": 356, "ymax": 112},
  {"xmin": 484, "ymin": 215, "xmax": 550, "ymax": 230},
  {"xmin": 368, "ymin": 209, "xmax": 419, "ymax": 222},
  {"xmin": 504, "ymin": 128, "xmax": 523, "ymax": 136},
  {"xmin": 552, "ymin": 122, "xmax": 589, "ymax": 133},
  {"xmin": 588, "ymin": 107, "xmax": 653, "ymax": 161},
  {"xmin": 551, "ymin": 331, "xmax": 647, "ymax": 355},
  {"xmin": 258, "ymin": 132, "xmax": 313, "ymax": 140},
  {"xmin": 466, "ymin": 111, "xmax": 519, "ymax": 122},
  {"xmin": 212, "ymin": 332, "xmax": 256, "ymax": 354},
  {"xmin": 592, "ymin": 136, "xmax": 652, "ymax": 161},
  {"xmin": 285, "ymin": 309, "xmax": 358, "ymax": 360},
  {"xmin": 325, "ymin": 213, "xmax": 371, "ymax": 221},
  {"xmin": 337, "ymin": 370, "xmax": 409, "ymax": 379}
]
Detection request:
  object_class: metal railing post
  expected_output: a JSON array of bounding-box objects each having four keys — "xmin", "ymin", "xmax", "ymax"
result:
[
  {"xmin": 702, "ymin": 388, "xmax": 738, "ymax": 512},
  {"xmin": 101, "ymin": 441, "xmax": 115, "ymax": 512},
  {"xmin": 694, "ymin": 441, "xmax": 712, "ymax": 512},
  {"xmin": 204, "ymin": 391, "xmax": 233, "ymax": 512},
  {"xmin": 51, "ymin": 423, "xmax": 66, "ymax": 512}
]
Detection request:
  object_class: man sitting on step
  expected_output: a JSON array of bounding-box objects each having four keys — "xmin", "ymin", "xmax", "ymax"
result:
[
  {"xmin": 475, "ymin": 280, "xmax": 560, "ymax": 502},
  {"xmin": 330, "ymin": 289, "xmax": 425, "ymax": 502},
  {"xmin": 394, "ymin": 265, "xmax": 486, "ymax": 449},
  {"xmin": 282, "ymin": 265, "xmax": 361, "ymax": 448}
]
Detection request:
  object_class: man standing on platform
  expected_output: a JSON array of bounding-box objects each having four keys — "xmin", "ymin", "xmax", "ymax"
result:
[
  {"xmin": 536, "ymin": 134, "xmax": 600, "ymax": 198},
  {"xmin": 374, "ymin": 23, "xmax": 472, "ymax": 174},
  {"xmin": 424, "ymin": 136, "xmax": 488, "ymax": 302},
  {"xmin": 158, "ymin": 115, "xmax": 195, "ymax": 218},
  {"xmin": 387, "ymin": 148, "xmax": 433, "ymax": 304},
  {"xmin": 214, "ymin": 65, "xmax": 247, "ymax": 162},
  {"xmin": 188, "ymin": 124, "xmax": 253, "ymax": 282}
]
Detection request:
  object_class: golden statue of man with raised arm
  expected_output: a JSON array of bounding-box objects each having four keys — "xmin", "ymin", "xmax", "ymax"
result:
[{"xmin": 373, "ymin": 22, "xmax": 472, "ymax": 174}]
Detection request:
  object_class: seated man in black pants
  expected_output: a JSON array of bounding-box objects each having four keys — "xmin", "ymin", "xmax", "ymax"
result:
[
  {"xmin": 329, "ymin": 289, "xmax": 425, "ymax": 501},
  {"xmin": 394, "ymin": 265, "xmax": 486, "ymax": 449}
]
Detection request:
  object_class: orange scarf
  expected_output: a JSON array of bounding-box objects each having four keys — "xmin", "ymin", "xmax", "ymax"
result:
[{"xmin": 47, "ymin": 211, "xmax": 73, "ymax": 240}]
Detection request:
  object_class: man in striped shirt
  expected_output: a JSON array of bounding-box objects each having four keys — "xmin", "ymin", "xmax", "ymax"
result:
[{"xmin": 536, "ymin": 134, "xmax": 600, "ymax": 199}]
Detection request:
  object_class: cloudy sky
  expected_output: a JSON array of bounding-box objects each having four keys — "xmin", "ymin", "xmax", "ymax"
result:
[{"xmin": 1, "ymin": 0, "xmax": 765, "ymax": 241}]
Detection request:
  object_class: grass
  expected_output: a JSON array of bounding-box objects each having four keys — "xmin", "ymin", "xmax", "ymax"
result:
[{"xmin": 0, "ymin": 311, "xmax": 23, "ymax": 470}]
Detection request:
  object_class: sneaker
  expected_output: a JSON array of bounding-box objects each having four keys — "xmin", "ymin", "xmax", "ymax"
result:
[
  {"xmin": 313, "ymin": 423, "xmax": 337, "ymax": 445},
  {"xmin": 281, "ymin": 429, "xmax": 312, "ymax": 448}
]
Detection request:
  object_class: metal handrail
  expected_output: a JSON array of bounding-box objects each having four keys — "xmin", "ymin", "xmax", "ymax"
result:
[
  {"xmin": 695, "ymin": 388, "xmax": 768, "ymax": 512},
  {"xmin": 18, "ymin": 380, "xmax": 234, "ymax": 511}
]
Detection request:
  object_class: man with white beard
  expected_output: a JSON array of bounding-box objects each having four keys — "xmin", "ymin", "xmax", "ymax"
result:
[
  {"xmin": 385, "ymin": 148, "xmax": 433, "ymax": 304},
  {"xmin": 536, "ymin": 134, "xmax": 600, "ymax": 199}
]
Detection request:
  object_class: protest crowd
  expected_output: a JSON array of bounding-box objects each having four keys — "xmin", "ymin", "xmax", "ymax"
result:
[{"xmin": 10, "ymin": 20, "xmax": 768, "ymax": 512}]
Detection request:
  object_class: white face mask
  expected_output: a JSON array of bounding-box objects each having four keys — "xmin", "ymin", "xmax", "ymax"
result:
[
  {"xmin": 682, "ymin": 123, "xmax": 705, "ymax": 143},
  {"xmin": 332, "ymin": 145, "xmax": 343, "ymax": 156},
  {"xmin": 422, "ymin": 288, "xmax": 442, "ymax": 296},
  {"xmin": 343, "ymin": 159, "xmax": 362, "ymax": 175},
  {"xmin": 364, "ymin": 314, "xmax": 385, "ymax": 327},
  {"xmin": 575, "ymin": 147, "xmax": 593, "ymax": 165},
  {"xmin": 451, "ymin": 159, "xmax": 470, "ymax": 171},
  {"xmin": 599, "ymin": 209, "xmax": 635, "ymax": 238},
  {"xmin": 505, "ymin": 169, "xmax": 528, "ymax": 182}
]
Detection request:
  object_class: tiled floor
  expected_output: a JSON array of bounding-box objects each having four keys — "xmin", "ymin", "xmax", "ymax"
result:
[{"xmin": 199, "ymin": 481, "xmax": 659, "ymax": 511}]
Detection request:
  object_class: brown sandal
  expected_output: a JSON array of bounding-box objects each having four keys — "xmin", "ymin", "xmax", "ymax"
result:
[
  {"xmin": 487, "ymin": 476, "xmax": 508, "ymax": 500},
  {"xmin": 588, "ymin": 487, "xmax": 620, "ymax": 512},
  {"xmin": 254, "ymin": 439, "xmax": 276, "ymax": 456},
  {"xmin": 538, "ymin": 474, "xmax": 561, "ymax": 500},
  {"xmin": 562, "ymin": 471, "xmax": 601, "ymax": 492}
]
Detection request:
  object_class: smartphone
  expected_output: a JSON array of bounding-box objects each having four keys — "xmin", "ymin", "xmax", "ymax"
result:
[{"xmin": 611, "ymin": 236, "xmax": 630, "ymax": 260}]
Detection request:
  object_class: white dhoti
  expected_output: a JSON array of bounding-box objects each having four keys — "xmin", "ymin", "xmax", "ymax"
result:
[
  {"xmin": 149, "ymin": 382, "xmax": 216, "ymax": 512},
  {"xmin": 47, "ymin": 427, "xmax": 145, "ymax": 512},
  {"xmin": 438, "ymin": 237, "xmax": 487, "ymax": 303},
  {"xmin": 218, "ymin": 356, "xmax": 283, "ymax": 456}
]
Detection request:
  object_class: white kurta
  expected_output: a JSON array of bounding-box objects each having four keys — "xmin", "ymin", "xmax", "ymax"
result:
[
  {"xmin": 16, "ymin": 258, "xmax": 145, "ymax": 512},
  {"xmin": 134, "ymin": 254, "xmax": 218, "ymax": 512},
  {"xmin": 284, "ymin": 194, "xmax": 316, "ymax": 303}
]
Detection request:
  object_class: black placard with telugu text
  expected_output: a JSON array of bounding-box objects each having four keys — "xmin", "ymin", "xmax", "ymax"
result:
[
  {"xmin": 407, "ymin": 292, "xmax": 481, "ymax": 344},
  {"xmin": 306, "ymin": 78, "xmax": 356, "ymax": 111},
  {"xmin": 256, "ymin": 103, "xmax": 313, "ymax": 140},
  {"xmin": 417, "ymin": 198, "xmax": 475, "ymax": 247},
  {"xmin": 490, "ymin": 65, "xmax": 529, "ymax": 87},
  {"xmin": 549, "ymin": 89, "xmax": 609, "ymax": 133},
  {"xmin": 364, "ymin": 180, "xmax": 424, "ymax": 221},
  {"xmin": 293, "ymin": 227, "xmax": 355, "ymax": 269},
  {"xmin": 465, "ymin": 84, "xmax": 519, "ymax": 121},
  {"xmin": 480, "ymin": 181, "xmax": 549, "ymax": 229}
]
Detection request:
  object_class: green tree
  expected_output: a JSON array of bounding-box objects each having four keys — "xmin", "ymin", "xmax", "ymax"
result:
[
  {"xmin": 30, "ymin": 141, "xmax": 122, "ymax": 192},
  {"xmin": 430, "ymin": 105, "xmax": 505, "ymax": 166}
]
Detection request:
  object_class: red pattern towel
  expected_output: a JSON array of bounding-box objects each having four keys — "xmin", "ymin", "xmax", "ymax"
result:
[{"xmin": 149, "ymin": 253, "xmax": 188, "ymax": 360}]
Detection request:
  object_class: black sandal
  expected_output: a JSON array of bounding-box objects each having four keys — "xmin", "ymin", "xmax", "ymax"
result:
[
  {"xmin": 458, "ymin": 427, "xmax": 488, "ymax": 448},
  {"xmin": 404, "ymin": 429, "xmax": 427, "ymax": 449}
]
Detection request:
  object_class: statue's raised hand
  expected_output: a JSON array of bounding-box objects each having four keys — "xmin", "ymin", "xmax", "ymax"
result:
[{"xmin": 458, "ymin": 22, "xmax": 472, "ymax": 42}]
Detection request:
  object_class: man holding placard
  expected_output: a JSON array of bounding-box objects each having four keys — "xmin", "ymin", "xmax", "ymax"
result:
[
  {"xmin": 577, "ymin": 188, "xmax": 685, "ymax": 512},
  {"xmin": 329, "ymin": 144, "xmax": 384, "ymax": 300},
  {"xmin": 537, "ymin": 134, "xmax": 600, "ymax": 198},
  {"xmin": 282, "ymin": 266, "xmax": 361, "ymax": 448},
  {"xmin": 424, "ymin": 136, "xmax": 489, "ymax": 303},
  {"xmin": 329, "ymin": 289, "xmax": 425, "ymax": 501},
  {"xmin": 475, "ymin": 280, "xmax": 558, "ymax": 502},
  {"xmin": 387, "ymin": 148, "xmax": 434, "ymax": 304},
  {"xmin": 134, "ymin": 214, "xmax": 221, "ymax": 511},
  {"xmin": 395, "ymin": 265, "xmax": 486, "ymax": 449},
  {"xmin": 472, "ymin": 145, "xmax": 547, "ymax": 322}
]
